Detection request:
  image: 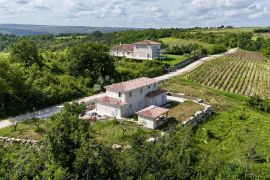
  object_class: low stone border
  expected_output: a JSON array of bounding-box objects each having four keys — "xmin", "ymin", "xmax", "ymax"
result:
[
  {"xmin": 0, "ymin": 136, "xmax": 38, "ymax": 145},
  {"xmin": 182, "ymin": 105, "xmax": 213, "ymax": 125}
]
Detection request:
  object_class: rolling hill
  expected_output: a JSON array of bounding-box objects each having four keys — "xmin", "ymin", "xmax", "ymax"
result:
[{"xmin": 0, "ymin": 24, "xmax": 136, "ymax": 36}]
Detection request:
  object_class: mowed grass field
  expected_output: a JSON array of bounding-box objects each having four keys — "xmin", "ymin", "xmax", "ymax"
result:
[
  {"xmin": 160, "ymin": 37, "xmax": 214, "ymax": 50},
  {"xmin": 186, "ymin": 50, "xmax": 270, "ymax": 99},
  {"xmin": 161, "ymin": 54, "xmax": 191, "ymax": 66}
]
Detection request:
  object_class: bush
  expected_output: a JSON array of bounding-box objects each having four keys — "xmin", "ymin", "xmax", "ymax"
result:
[
  {"xmin": 208, "ymin": 45, "xmax": 227, "ymax": 55},
  {"xmin": 247, "ymin": 96, "xmax": 270, "ymax": 113}
]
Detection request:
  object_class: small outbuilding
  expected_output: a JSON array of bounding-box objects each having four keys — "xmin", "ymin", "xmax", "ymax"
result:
[{"xmin": 136, "ymin": 105, "xmax": 169, "ymax": 129}]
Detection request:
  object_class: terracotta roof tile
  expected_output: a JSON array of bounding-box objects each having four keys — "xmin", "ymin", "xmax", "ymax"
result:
[
  {"xmin": 133, "ymin": 40, "xmax": 161, "ymax": 45},
  {"xmin": 111, "ymin": 44, "xmax": 134, "ymax": 52},
  {"xmin": 136, "ymin": 105, "xmax": 169, "ymax": 119},
  {"xmin": 105, "ymin": 77, "xmax": 158, "ymax": 92},
  {"xmin": 96, "ymin": 96, "xmax": 126, "ymax": 107},
  {"xmin": 146, "ymin": 89, "xmax": 167, "ymax": 98}
]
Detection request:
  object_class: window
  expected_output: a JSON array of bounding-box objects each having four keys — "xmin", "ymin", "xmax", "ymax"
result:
[
  {"xmin": 148, "ymin": 86, "xmax": 150, "ymax": 89},
  {"xmin": 118, "ymin": 92, "xmax": 122, "ymax": 97},
  {"xmin": 129, "ymin": 92, "xmax": 132, "ymax": 97},
  {"xmin": 140, "ymin": 88, "xmax": 143, "ymax": 94}
]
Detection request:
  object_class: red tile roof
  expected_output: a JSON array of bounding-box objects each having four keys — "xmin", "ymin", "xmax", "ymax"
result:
[
  {"xmin": 136, "ymin": 105, "xmax": 169, "ymax": 119},
  {"xmin": 133, "ymin": 40, "xmax": 161, "ymax": 45},
  {"xmin": 111, "ymin": 44, "xmax": 134, "ymax": 52},
  {"xmin": 96, "ymin": 96, "xmax": 126, "ymax": 107},
  {"xmin": 146, "ymin": 89, "xmax": 167, "ymax": 98},
  {"xmin": 105, "ymin": 77, "xmax": 158, "ymax": 92}
]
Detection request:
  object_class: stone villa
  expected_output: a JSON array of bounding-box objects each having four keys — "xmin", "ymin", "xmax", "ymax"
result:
[
  {"xmin": 110, "ymin": 40, "xmax": 161, "ymax": 60},
  {"xmin": 95, "ymin": 77, "xmax": 169, "ymax": 129}
]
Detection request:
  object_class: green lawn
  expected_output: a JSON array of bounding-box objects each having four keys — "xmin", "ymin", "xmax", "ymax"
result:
[
  {"xmin": 92, "ymin": 120, "xmax": 161, "ymax": 146},
  {"xmin": 161, "ymin": 54, "xmax": 191, "ymax": 66},
  {"xmin": 160, "ymin": 37, "xmax": 214, "ymax": 49},
  {"xmin": 161, "ymin": 77, "xmax": 270, "ymax": 173}
]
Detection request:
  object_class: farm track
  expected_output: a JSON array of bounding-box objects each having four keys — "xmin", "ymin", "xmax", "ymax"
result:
[{"xmin": 187, "ymin": 50, "xmax": 270, "ymax": 98}]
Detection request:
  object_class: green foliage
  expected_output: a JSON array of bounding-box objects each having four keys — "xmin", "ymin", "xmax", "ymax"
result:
[
  {"xmin": 10, "ymin": 38, "xmax": 42, "ymax": 67},
  {"xmin": 45, "ymin": 102, "xmax": 89, "ymax": 168},
  {"xmin": 0, "ymin": 33, "xmax": 17, "ymax": 51},
  {"xmin": 66, "ymin": 42, "xmax": 115, "ymax": 80},
  {"xmin": 116, "ymin": 58, "xmax": 168, "ymax": 79},
  {"xmin": 208, "ymin": 45, "xmax": 227, "ymax": 54},
  {"xmin": 248, "ymin": 96, "xmax": 270, "ymax": 113},
  {"xmin": 166, "ymin": 43, "xmax": 206, "ymax": 55}
]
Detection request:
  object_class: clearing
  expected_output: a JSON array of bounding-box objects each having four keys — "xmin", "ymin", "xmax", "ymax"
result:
[{"xmin": 0, "ymin": 119, "xmax": 46, "ymax": 140}]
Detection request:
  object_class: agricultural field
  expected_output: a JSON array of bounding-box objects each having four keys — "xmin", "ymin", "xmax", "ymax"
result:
[
  {"xmin": 160, "ymin": 37, "xmax": 214, "ymax": 49},
  {"xmin": 257, "ymin": 33, "xmax": 270, "ymax": 39},
  {"xmin": 199, "ymin": 27, "xmax": 256, "ymax": 34},
  {"xmin": 186, "ymin": 50, "xmax": 270, "ymax": 99}
]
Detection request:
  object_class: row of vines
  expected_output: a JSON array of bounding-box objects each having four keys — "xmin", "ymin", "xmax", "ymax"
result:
[{"xmin": 187, "ymin": 50, "xmax": 270, "ymax": 99}]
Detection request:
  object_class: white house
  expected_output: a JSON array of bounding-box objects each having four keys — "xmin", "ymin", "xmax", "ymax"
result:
[
  {"xmin": 110, "ymin": 40, "xmax": 161, "ymax": 60},
  {"xmin": 95, "ymin": 77, "xmax": 168, "ymax": 129},
  {"xmin": 137, "ymin": 105, "xmax": 169, "ymax": 129}
]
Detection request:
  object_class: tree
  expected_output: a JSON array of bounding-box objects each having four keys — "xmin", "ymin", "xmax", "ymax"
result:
[
  {"xmin": 45, "ymin": 102, "xmax": 89, "ymax": 169},
  {"xmin": 10, "ymin": 38, "xmax": 41, "ymax": 67},
  {"xmin": 66, "ymin": 42, "xmax": 115, "ymax": 81}
]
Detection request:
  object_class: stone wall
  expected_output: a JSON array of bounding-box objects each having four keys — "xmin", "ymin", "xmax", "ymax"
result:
[
  {"xmin": 0, "ymin": 136, "xmax": 38, "ymax": 145},
  {"xmin": 170, "ymin": 54, "xmax": 207, "ymax": 71},
  {"xmin": 182, "ymin": 105, "xmax": 213, "ymax": 126}
]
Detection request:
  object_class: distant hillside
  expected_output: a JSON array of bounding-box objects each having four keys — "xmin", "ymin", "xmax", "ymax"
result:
[{"xmin": 0, "ymin": 24, "xmax": 135, "ymax": 36}]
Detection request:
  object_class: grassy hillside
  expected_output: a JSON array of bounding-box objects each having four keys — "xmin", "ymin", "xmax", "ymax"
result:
[
  {"xmin": 161, "ymin": 77, "xmax": 270, "ymax": 176},
  {"xmin": 0, "ymin": 24, "xmax": 134, "ymax": 36},
  {"xmin": 187, "ymin": 50, "xmax": 270, "ymax": 99}
]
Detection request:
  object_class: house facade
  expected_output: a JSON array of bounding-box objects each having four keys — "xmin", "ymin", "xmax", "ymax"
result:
[
  {"xmin": 95, "ymin": 77, "xmax": 168, "ymax": 128},
  {"xmin": 110, "ymin": 40, "xmax": 161, "ymax": 60}
]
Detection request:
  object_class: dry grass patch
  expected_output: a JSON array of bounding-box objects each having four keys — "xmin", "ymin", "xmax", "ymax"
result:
[
  {"xmin": 92, "ymin": 120, "xmax": 160, "ymax": 146},
  {"xmin": 0, "ymin": 119, "xmax": 46, "ymax": 140},
  {"xmin": 168, "ymin": 101, "xmax": 204, "ymax": 123}
]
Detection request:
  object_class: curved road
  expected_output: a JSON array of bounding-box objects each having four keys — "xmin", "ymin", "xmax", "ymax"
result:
[{"xmin": 0, "ymin": 48, "xmax": 238, "ymax": 129}]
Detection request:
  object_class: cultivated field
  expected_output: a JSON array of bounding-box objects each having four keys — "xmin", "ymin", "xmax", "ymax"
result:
[
  {"xmin": 186, "ymin": 50, "xmax": 270, "ymax": 99},
  {"xmin": 160, "ymin": 37, "xmax": 214, "ymax": 49}
]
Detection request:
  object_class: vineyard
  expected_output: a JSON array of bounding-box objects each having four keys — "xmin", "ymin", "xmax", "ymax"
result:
[{"xmin": 187, "ymin": 50, "xmax": 270, "ymax": 99}]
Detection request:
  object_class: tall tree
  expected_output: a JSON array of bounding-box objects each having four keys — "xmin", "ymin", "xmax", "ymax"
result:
[
  {"xmin": 66, "ymin": 42, "xmax": 115, "ymax": 81},
  {"xmin": 10, "ymin": 38, "xmax": 41, "ymax": 67}
]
